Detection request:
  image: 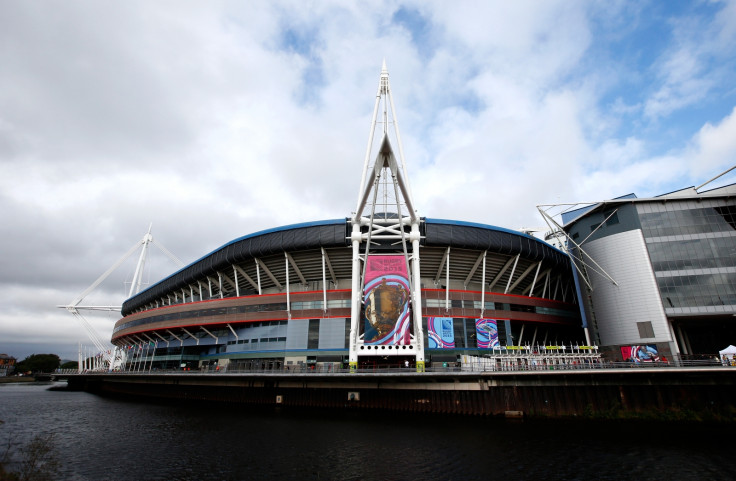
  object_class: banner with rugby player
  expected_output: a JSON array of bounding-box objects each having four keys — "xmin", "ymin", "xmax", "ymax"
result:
[
  {"xmin": 620, "ymin": 344, "xmax": 659, "ymax": 363},
  {"xmin": 427, "ymin": 317, "xmax": 455, "ymax": 349},
  {"xmin": 363, "ymin": 255, "xmax": 411, "ymax": 345}
]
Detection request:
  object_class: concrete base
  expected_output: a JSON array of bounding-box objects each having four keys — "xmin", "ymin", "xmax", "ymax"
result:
[{"xmin": 62, "ymin": 367, "xmax": 736, "ymax": 420}]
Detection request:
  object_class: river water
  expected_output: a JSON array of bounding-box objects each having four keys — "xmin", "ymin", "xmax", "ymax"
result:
[{"xmin": 0, "ymin": 382, "xmax": 734, "ymax": 480}]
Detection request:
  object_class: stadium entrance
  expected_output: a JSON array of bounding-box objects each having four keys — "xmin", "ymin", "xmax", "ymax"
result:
[
  {"xmin": 359, "ymin": 355, "xmax": 416, "ymax": 371},
  {"xmin": 673, "ymin": 317, "xmax": 736, "ymax": 358}
]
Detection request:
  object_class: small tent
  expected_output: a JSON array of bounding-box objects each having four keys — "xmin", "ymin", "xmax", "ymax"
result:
[
  {"xmin": 719, "ymin": 345, "xmax": 736, "ymax": 362},
  {"xmin": 719, "ymin": 345, "xmax": 736, "ymax": 355}
]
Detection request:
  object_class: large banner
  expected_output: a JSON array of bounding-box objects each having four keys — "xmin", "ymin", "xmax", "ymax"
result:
[
  {"xmin": 427, "ymin": 317, "xmax": 455, "ymax": 349},
  {"xmin": 475, "ymin": 319, "xmax": 499, "ymax": 349},
  {"xmin": 620, "ymin": 344, "xmax": 659, "ymax": 363},
  {"xmin": 363, "ymin": 255, "xmax": 411, "ymax": 345}
]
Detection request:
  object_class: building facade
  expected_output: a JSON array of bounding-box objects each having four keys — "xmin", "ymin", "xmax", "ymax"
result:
[
  {"xmin": 0, "ymin": 354, "xmax": 16, "ymax": 376},
  {"xmin": 562, "ymin": 184, "xmax": 736, "ymax": 360},
  {"xmin": 113, "ymin": 219, "xmax": 583, "ymax": 370}
]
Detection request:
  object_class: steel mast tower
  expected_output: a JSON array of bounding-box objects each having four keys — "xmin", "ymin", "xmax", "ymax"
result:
[
  {"xmin": 60, "ymin": 225, "xmax": 183, "ymax": 371},
  {"xmin": 349, "ymin": 61, "xmax": 425, "ymax": 372}
]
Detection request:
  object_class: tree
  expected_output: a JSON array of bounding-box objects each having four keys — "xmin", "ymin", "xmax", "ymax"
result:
[
  {"xmin": 14, "ymin": 355, "xmax": 60, "ymax": 374},
  {"xmin": 59, "ymin": 361, "xmax": 77, "ymax": 370},
  {"xmin": 0, "ymin": 425, "xmax": 60, "ymax": 481}
]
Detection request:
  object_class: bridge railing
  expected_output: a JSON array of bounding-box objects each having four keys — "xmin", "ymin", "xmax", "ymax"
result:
[{"xmin": 78, "ymin": 357, "xmax": 734, "ymax": 376}]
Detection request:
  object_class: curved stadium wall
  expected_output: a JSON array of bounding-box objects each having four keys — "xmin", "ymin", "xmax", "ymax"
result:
[{"xmin": 113, "ymin": 218, "xmax": 583, "ymax": 369}]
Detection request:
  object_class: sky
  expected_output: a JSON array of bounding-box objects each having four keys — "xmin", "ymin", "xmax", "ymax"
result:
[{"xmin": 1, "ymin": 0, "xmax": 736, "ymax": 361}]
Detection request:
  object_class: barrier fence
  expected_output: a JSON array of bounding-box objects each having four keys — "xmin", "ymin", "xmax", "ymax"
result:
[{"xmin": 71, "ymin": 356, "xmax": 732, "ymax": 375}]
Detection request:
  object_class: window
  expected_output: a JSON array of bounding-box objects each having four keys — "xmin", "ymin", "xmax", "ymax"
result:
[
  {"xmin": 425, "ymin": 299, "xmax": 444, "ymax": 308},
  {"xmin": 453, "ymin": 319, "xmax": 465, "ymax": 348},
  {"xmin": 472, "ymin": 301, "xmax": 496, "ymax": 310},
  {"xmin": 465, "ymin": 318, "xmax": 477, "ymax": 348},
  {"xmin": 344, "ymin": 318, "xmax": 350, "ymax": 349},
  {"xmin": 637, "ymin": 321, "xmax": 655, "ymax": 339},
  {"xmin": 604, "ymin": 211, "xmax": 619, "ymax": 226},
  {"xmin": 307, "ymin": 319, "xmax": 320, "ymax": 349},
  {"xmin": 497, "ymin": 320, "xmax": 508, "ymax": 344},
  {"xmin": 640, "ymin": 206, "xmax": 736, "ymax": 238},
  {"xmin": 291, "ymin": 300, "xmax": 324, "ymax": 310},
  {"xmin": 327, "ymin": 299, "xmax": 351, "ymax": 308}
]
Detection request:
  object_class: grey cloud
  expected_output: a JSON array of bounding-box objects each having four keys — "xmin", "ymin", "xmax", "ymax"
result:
[{"xmin": 1, "ymin": 1, "xmax": 735, "ymax": 360}]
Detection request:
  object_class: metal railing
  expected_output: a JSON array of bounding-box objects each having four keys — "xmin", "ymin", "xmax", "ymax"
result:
[{"xmin": 73, "ymin": 358, "xmax": 735, "ymax": 376}]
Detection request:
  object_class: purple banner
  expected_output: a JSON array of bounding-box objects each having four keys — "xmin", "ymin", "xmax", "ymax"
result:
[
  {"xmin": 427, "ymin": 317, "xmax": 455, "ymax": 349},
  {"xmin": 476, "ymin": 319, "xmax": 499, "ymax": 349}
]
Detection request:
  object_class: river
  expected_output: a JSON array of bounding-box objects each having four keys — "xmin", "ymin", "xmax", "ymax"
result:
[{"xmin": 0, "ymin": 382, "xmax": 733, "ymax": 480}]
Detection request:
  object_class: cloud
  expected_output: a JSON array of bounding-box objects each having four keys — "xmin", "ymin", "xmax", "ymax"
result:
[
  {"xmin": 644, "ymin": 48, "xmax": 713, "ymax": 119},
  {"xmin": 644, "ymin": 1, "xmax": 736, "ymax": 119},
  {"xmin": 689, "ymin": 105, "xmax": 736, "ymax": 177},
  {"xmin": 1, "ymin": 1, "xmax": 736, "ymax": 359}
]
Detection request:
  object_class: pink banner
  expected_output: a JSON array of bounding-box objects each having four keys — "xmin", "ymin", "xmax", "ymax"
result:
[
  {"xmin": 363, "ymin": 255, "xmax": 411, "ymax": 345},
  {"xmin": 620, "ymin": 345, "xmax": 659, "ymax": 363}
]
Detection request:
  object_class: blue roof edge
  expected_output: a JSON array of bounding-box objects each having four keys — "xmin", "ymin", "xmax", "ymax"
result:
[
  {"xmin": 424, "ymin": 218, "xmax": 567, "ymax": 255},
  {"xmin": 127, "ymin": 217, "xmax": 570, "ymax": 304},
  {"xmin": 125, "ymin": 219, "xmax": 347, "ymax": 303}
]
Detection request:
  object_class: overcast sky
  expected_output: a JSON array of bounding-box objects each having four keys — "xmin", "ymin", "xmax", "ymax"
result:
[{"xmin": 2, "ymin": 1, "xmax": 736, "ymax": 361}]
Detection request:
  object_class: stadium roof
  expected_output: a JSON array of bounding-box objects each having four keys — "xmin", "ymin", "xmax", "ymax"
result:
[{"xmin": 121, "ymin": 218, "xmax": 571, "ymax": 316}]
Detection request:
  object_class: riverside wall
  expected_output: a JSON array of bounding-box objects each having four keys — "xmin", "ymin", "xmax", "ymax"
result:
[{"xmin": 63, "ymin": 367, "xmax": 736, "ymax": 420}]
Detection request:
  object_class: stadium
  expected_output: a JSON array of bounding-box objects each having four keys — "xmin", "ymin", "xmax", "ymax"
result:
[{"xmin": 109, "ymin": 64, "xmax": 586, "ymax": 372}]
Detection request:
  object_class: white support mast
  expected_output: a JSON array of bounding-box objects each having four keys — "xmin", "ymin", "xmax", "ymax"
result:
[
  {"xmin": 60, "ymin": 226, "xmax": 184, "ymax": 371},
  {"xmin": 349, "ymin": 61, "xmax": 425, "ymax": 372},
  {"xmin": 128, "ymin": 224, "xmax": 153, "ymax": 299}
]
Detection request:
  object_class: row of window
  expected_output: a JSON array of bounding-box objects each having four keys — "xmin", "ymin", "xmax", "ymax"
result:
[
  {"xmin": 647, "ymin": 236, "xmax": 736, "ymax": 272},
  {"xmin": 226, "ymin": 337, "xmax": 287, "ymax": 346},
  {"xmin": 588, "ymin": 211, "xmax": 620, "ymax": 232},
  {"xmin": 423, "ymin": 299, "xmax": 577, "ymax": 318},
  {"xmin": 114, "ymin": 300, "xmax": 350, "ymax": 333},
  {"xmin": 570, "ymin": 211, "xmax": 620, "ymax": 240},
  {"xmin": 116, "ymin": 297, "xmax": 578, "ymax": 335},
  {"xmin": 657, "ymin": 272, "xmax": 736, "ymax": 308},
  {"xmin": 639, "ymin": 206, "xmax": 736, "ymax": 238},
  {"xmin": 242, "ymin": 321, "xmax": 288, "ymax": 328},
  {"xmin": 135, "ymin": 297, "xmax": 351, "ymax": 318},
  {"xmin": 120, "ymin": 316, "xmax": 581, "ymax": 354}
]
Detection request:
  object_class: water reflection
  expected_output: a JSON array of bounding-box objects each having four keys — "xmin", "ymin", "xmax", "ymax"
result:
[{"xmin": 0, "ymin": 382, "xmax": 733, "ymax": 481}]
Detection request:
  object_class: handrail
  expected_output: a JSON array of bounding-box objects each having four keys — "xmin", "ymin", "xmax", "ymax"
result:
[{"xmin": 73, "ymin": 358, "xmax": 731, "ymax": 376}]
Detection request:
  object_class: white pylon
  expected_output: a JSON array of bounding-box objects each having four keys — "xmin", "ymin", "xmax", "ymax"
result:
[
  {"xmin": 60, "ymin": 226, "xmax": 184, "ymax": 370},
  {"xmin": 349, "ymin": 61, "xmax": 425, "ymax": 372}
]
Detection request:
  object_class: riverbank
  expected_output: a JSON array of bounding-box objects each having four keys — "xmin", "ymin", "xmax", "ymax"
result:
[
  {"xmin": 0, "ymin": 376, "xmax": 37, "ymax": 383},
  {"xmin": 63, "ymin": 366, "xmax": 736, "ymax": 421}
]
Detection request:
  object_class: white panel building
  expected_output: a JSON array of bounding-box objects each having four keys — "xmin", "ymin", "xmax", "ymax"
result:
[{"xmin": 560, "ymin": 180, "xmax": 736, "ymax": 360}]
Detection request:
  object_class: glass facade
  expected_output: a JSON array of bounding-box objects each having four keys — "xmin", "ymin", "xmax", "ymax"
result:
[
  {"xmin": 657, "ymin": 273, "xmax": 736, "ymax": 308},
  {"xmin": 639, "ymin": 205, "xmax": 736, "ymax": 238},
  {"xmin": 638, "ymin": 201, "xmax": 736, "ymax": 311},
  {"xmin": 646, "ymin": 236, "xmax": 736, "ymax": 271}
]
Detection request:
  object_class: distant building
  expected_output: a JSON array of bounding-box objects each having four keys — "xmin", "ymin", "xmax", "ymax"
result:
[
  {"xmin": 561, "ymin": 181, "xmax": 736, "ymax": 360},
  {"xmin": 0, "ymin": 354, "xmax": 16, "ymax": 376}
]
